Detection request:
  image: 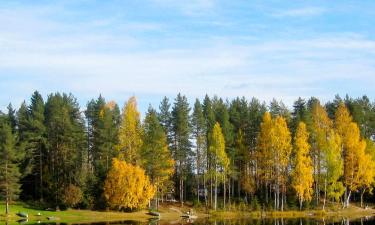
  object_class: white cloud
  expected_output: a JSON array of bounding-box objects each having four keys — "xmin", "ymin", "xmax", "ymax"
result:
[
  {"xmin": 271, "ymin": 6, "xmax": 326, "ymax": 18},
  {"xmin": 150, "ymin": 0, "xmax": 216, "ymax": 16},
  {"xmin": 0, "ymin": 2, "xmax": 374, "ymax": 112}
]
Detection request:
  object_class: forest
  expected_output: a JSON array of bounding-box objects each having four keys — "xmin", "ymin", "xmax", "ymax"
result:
[{"xmin": 1, "ymin": 91, "xmax": 375, "ymax": 213}]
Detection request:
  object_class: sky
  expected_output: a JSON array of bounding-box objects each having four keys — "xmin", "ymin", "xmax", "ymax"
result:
[{"xmin": 1, "ymin": 0, "xmax": 375, "ymax": 114}]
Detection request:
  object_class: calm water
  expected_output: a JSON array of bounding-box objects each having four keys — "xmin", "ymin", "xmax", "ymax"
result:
[{"xmin": 15, "ymin": 217, "xmax": 375, "ymax": 225}]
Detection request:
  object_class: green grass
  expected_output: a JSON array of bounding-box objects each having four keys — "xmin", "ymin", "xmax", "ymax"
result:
[{"xmin": 0, "ymin": 202, "xmax": 154, "ymax": 224}]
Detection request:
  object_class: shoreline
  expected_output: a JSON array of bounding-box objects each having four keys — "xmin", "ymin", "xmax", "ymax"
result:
[{"xmin": 1, "ymin": 203, "xmax": 375, "ymax": 224}]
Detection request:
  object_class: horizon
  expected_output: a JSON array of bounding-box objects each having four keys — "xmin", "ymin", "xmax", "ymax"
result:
[{"xmin": 1, "ymin": 1, "xmax": 375, "ymax": 113}]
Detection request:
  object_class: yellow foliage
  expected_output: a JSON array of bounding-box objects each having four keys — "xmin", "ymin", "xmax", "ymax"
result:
[
  {"xmin": 292, "ymin": 122, "xmax": 313, "ymax": 207},
  {"xmin": 117, "ymin": 96, "xmax": 143, "ymax": 165},
  {"xmin": 257, "ymin": 112, "xmax": 292, "ymax": 196},
  {"xmin": 256, "ymin": 112, "xmax": 274, "ymax": 183},
  {"xmin": 104, "ymin": 158, "xmax": 155, "ymax": 210},
  {"xmin": 334, "ymin": 103, "xmax": 375, "ymax": 198}
]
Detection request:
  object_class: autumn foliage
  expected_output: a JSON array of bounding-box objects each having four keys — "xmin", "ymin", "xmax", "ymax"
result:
[
  {"xmin": 62, "ymin": 184, "xmax": 83, "ymax": 208},
  {"xmin": 104, "ymin": 158, "xmax": 155, "ymax": 210}
]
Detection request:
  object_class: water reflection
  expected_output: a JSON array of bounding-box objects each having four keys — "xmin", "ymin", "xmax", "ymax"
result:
[{"xmin": 11, "ymin": 217, "xmax": 375, "ymax": 225}]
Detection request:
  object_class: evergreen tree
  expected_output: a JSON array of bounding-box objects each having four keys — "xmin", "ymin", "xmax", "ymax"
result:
[
  {"xmin": 19, "ymin": 91, "xmax": 47, "ymax": 202},
  {"xmin": 0, "ymin": 121, "xmax": 21, "ymax": 215},
  {"xmin": 171, "ymin": 93, "xmax": 192, "ymax": 205},
  {"xmin": 85, "ymin": 96, "xmax": 120, "ymax": 207},
  {"xmin": 7, "ymin": 103, "xmax": 17, "ymax": 134},
  {"xmin": 158, "ymin": 96, "xmax": 173, "ymax": 147},
  {"xmin": 44, "ymin": 93, "xmax": 86, "ymax": 206},
  {"xmin": 191, "ymin": 99, "xmax": 207, "ymax": 203},
  {"xmin": 141, "ymin": 106, "xmax": 174, "ymax": 208}
]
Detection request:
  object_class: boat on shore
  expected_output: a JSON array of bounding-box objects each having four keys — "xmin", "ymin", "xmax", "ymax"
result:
[
  {"xmin": 16, "ymin": 212, "xmax": 28, "ymax": 218},
  {"xmin": 148, "ymin": 211, "xmax": 161, "ymax": 217}
]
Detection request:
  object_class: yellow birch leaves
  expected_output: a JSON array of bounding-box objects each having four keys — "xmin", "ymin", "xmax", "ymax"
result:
[
  {"xmin": 292, "ymin": 122, "xmax": 313, "ymax": 208},
  {"xmin": 104, "ymin": 158, "xmax": 155, "ymax": 210},
  {"xmin": 117, "ymin": 96, "xmax": 143, "ymax": 165}
]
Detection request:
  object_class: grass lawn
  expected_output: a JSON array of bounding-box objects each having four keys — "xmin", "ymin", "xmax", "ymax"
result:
[
  {"xmin": 0, "ymin": 203, "xmax": 156, "ymax": 224},
  {"xmin": 1, "ymin": 202, "xmax": 374, "ymax": 224}
]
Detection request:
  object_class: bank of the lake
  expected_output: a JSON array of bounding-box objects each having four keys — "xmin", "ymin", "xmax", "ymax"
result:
[
  {"xmin": 0, "ymin": 203, "xmax": 208, "ymax": 224},
  {"xmin": 210, "ymin": 205, "xmax": 375, "ymax": 221},
  {"xmin": 1, "ymin": 203, "xmax": 375, "ymax": 224}
]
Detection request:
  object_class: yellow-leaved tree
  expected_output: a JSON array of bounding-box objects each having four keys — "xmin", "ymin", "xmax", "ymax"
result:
[
  {"xmin": 334, "ymin": 103, "xmax": 372, "ymax": 207},
  {"xmin": 310, "ymin": 101, "xmax": 333, "ymax": 206},
  {"xmin": 256, "ymin": 112, "xmax": 292, "ymax": 211},
  {"xmin": 273, "ymin": 115, "xmax": 292, "ymax": 211},
  {"xmin": 324, "ymin": 130, "xmax": 345, "ymax": 205},
  {"xmin": 357, "ymin": 139, "xmax": 375, "ymax": 208},
  {"xmin": 117, "ymin": 96, "xmax": 143, "ymax": 165},
  {"xmin": 104, "ymin": 158, "xmax": 155, "ymax": 211},
  {"xmin": 209, "ymin": 122, "xmax": 229, "ymax": 210},
  {"xmin": 292, "ymin": 122, "xmax": 313, "ymax": 210},
  {"xmin": 256, "ymin": 112, "xmax": 274, "ymax": 191}
]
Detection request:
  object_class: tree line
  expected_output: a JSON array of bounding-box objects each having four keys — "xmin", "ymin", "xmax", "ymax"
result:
[{"xmin": 1, "ymin": 91, "xmax": 375, "ymax": 212}]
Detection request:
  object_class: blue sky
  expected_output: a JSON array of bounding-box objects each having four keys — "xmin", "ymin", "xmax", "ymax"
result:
[{"xmin": 1, "ymin": 0, "xmax": 375, "ymax": 114}]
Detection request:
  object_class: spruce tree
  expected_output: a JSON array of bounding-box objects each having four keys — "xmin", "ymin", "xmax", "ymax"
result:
[
  {"xmin": 0, "ymin": 121, "xmax": 21, "ymax": 215},
  {"xmin": 171, "ymin": 93, "xmax": 192, "ymax": 205}
]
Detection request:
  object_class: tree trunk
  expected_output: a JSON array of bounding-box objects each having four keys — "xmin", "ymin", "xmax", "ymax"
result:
[
  {"xmin": 204, "ymin": 171, "xmax": 207, "ymax": 208},
  {"xmin": 40, "ymin": 144, "xmax": 43, "ymax": 202},
  {"xmin": 361, "ymin": 188, "xmax": 366, "ymax": 208},
  {"xmin": 180, "ymin": 177, "xmax": 184, "ymax": 206},
  {"xmin": 5, "ymin": 160, "xmax": 9, "ymax": 215},
  {"xmin": 323, "ymin": 178, "xmax": 327, "ymax": 210},
  {"xmin": 210, "ymin": 172, "xmax": 213, "ymax": 207},
  {"xmin": 214, "ymin": 169, "xmax": 217, "ymax": 210},
  {"xmin": 196, "ymin": 140, "xmax": 200, "ymax": 204},
  {"xmin": 223, "ymin": 172, "xmax": 226, "ymax": 209},
  {"xmin": 345, "ymin": 190, "xmax": 351, "ymax": 208}
]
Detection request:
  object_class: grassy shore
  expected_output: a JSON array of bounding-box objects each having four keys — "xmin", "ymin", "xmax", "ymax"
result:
[
  {"xmin": 1, "ymin": 202, "xmax": 375, "ymax": 224},
  {"xmin": 209, "ymin": 205, "xmax": 375, "ymax": 221}
]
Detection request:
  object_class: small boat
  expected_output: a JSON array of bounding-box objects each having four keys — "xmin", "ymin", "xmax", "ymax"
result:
[
  {"xmin": 17, "ymin": 218, "xmax": 28, "ymax": 224},
  {"xmin": 148, "ymin": 211, "xmax": 160, "ymax": 217},
  {"xmin": 47, "ymin": 216, "xmax": 60, "ymax": 220},
  {"xmin": 181, "ymin": 214, "xmax": 198, "ymax": 219},
  {"xmin": 16, "ymin": 212, "xmax": 28, "ymax": 218}
]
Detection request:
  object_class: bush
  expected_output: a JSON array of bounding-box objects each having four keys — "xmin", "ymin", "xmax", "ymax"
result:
[
  {"xmin": 250, "ymin": 197, "xmax": 260, "ymax": 211},
  {"xmin": 62, "ymin": 184, "xmax": 83, "ymax": 208}
]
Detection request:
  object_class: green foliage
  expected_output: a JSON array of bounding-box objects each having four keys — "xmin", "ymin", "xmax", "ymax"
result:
[
  {"xmin": 2, "ymin": 91, "xmax": 375, "ymax": 212},
  {"xmin": 0, "ymin": 120, "xmax": 22, "ymax": 214}
]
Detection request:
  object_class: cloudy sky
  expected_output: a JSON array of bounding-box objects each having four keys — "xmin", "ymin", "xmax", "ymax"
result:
[{"xmin": 1, "ymin": 0, "xmax": 375, "ymax": 113}]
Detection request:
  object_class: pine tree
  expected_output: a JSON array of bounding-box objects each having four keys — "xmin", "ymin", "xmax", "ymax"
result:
[
  {"xmin": 171, "ymin": 93, "xmax": 192, "ymax": 205},
  {"xmin": 141, "ymin": 106, "xmax": 174, "ymax": 209},
  {"xmin": 192, "ymin": 99, "xmax": 207, "ymax": 204},
  {"xmin": 158, "ymin": 96, "xmax": 173, "ymax": 147},
  {"xmin": 202, "ymin": 95, "xmax": 216, "ymax": 206},
  {"xmin": 0, "ymin": 121, "xmax": 21, "ymax": 215},
  {"xmin": 7, "ymin": 103, "xmax": 17, "ymax": 134},
  {"xmin": 44, "ymin": 93, "xmax": 86, "ymax": 206},
  {"xmin": 28, "ymin": 91, "xmax": 46, "ymax": 201}
]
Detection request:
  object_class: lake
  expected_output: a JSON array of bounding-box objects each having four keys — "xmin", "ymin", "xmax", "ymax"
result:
[{"xmin": 19, "ymin": 217, "xmax": 375, "ymax": 225}]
